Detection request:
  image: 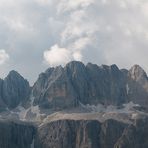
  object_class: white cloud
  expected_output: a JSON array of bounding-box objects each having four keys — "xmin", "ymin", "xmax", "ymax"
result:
[
  {"xmin": 71, "ymin": 37, "xmax": 92, "ymax": 50},
  {"xmin": 42, "ymin": 0, "xmax": 148, "ymax": 70},
  {"xmin": 0, "ymin": 49, "xmax": 9, "ymax": 65},
  {"xmin": 61, "ymin": 9, "xmax": 98, "ymax": 42},
  {"xmin": 1, "ymin": 0, "xmax": 148, "ymax": 82},
  {"xmin": 73, "ymin": 51, "xmax": 83, "ymax": 61},
  {"xmin": 33, "ymin": 0, "xmax": 52, "ymax": 6},
  {"xmin": 43, "ymin": 44, "xmax": 84, "ymax": 66},
  {"xmin": 140, "ymin": 2, "xmax": 148, "ymax": 16},
  {"xmin": 43, "ymin": 44, "xmax": 72, "ymax": 66},
  {"xmin": 4, "ymin": 17, "xmax": 33, "ymax": 32}
]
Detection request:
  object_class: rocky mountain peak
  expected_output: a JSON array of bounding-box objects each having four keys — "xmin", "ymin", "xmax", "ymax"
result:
[
  {"xmin": 110, "ymin": 64, "xmax": 119, "ymax": 71},
  {"xmin": 101, "ymin": 64, "xmax": 120, "ymax": 72},
  {"xmin": 129, "ymin": 64, "xmax": 148, "ymax": 81},
  {"xmin": 7, "ymin": 70, "xmax": 22, "ymax": 78},
  {"xmin": 1, "ymin": 71, "xmax": 30, "ymax": 109},
  {"xmin": 66, "ymin": 61, "xmax": 84, "ymax": 67},
  {"xmin": 65, "ymin": 61, "xmax": 85, "ymax": 73}
]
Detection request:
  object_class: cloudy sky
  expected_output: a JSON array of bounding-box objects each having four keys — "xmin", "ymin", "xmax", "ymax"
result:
[{"xmin": 0, "ymin": 0, "xmax": 148, "ymax": 84}]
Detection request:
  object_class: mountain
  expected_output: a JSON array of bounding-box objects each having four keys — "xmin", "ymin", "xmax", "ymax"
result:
[
  {"xmin": 32, "ymin": 61, "xmax": 148, "ymax": 110},
  {"xmin": 0, "ymin": 61, "xmax": 147, "ymax": 111},
  {"xmin": 0, "ymin": 61, "xmax": 148, "ymax": 148},
  {"xmin": 0, "ymin": 70, "xmax": 30, "ymax": 109}
]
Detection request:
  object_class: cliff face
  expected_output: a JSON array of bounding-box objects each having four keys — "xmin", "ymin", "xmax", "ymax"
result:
[
  {"xmin": 127, "ymin": 65, "xmax": 148, "ymax": 108},
  {"xmin": 32, "ymin": 62, "xmax": 127, "ymax": 109},
  {"xmin": 0, "ymin": 117, "xmax": 148, "ymax": 148},
  {"xmin": 34, "ymin": 117, "xmax": 148, "ymax": 148},
  {"xmin": 35, "ymin": 120, "xmax": 101, "ymax": 148},
  {"xmin": 32, "ymin": 61, "xmax": 148, "ymax": 110},
  {"xmin": 0, "ymin": 120, "xmax": 35, "ymax": 148},
  {"xmin": 32, "ymin": 66, "xmax": 77, "ymax": 109}
]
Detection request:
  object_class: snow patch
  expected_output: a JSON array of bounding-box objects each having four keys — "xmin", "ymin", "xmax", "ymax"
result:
[
  {"xmin": 17, "ymin": 106, "xmax": 29, "ymax": 120},
  {"xmin": 29, "ymin": 95, "xmax": 46, "ymax": 121},
  {"xmin": 15, "ymin": 95, "xmax": 45, "ymax": 121},
  {"xmin": 126, "ymin": 84, "xmax": 130, "ymax": 94}
]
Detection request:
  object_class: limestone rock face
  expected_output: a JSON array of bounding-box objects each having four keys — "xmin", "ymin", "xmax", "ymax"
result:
[
  {"xmin": 0, "ymin": 118, "xmax": 147, "ymax": 148},
  {"xmin": 35, "ymin": 120, "xmax": 101, "ymax": 148},
  {"xmin": 32, "ymin": 65, "xmax": 77, "ymax": 109},
  {"xmin": 32, "ymin": 62, "xmax": 148, "ymax": 110},
  {"xmin": 35, "ymin": 119, "xmax": 125, "ymax": 148},
  {"xmin": 129, "ymin": 65, "xmax": 148, "ymax": 83},
  {"xmin": 35, "ymin": 117, "xmax": 148, "ymax": 148},
  {"xmin": 1, "ymin": 61, "xmax": 148, "ymax": 110},
  {"xmin": 34, "ymin": 119, "xmax": 135, "ymax": 148},
  {"xmin": 32, "ymin": 61, "xmax": 128, "ymax": 109},
  {"xmin": 85, "ymin": 63, "xmax": 127, "ymax": 105}
]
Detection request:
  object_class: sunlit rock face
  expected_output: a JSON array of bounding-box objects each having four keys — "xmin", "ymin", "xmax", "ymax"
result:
[{"xmin": 127, "ymin": 65, "xmax": 148, "ymax": 108}]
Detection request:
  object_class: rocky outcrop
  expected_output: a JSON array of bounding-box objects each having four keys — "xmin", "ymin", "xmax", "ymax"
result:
[{"xmin": 0, "ymin": 71, "xmax": 30, "ymax": 109}]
